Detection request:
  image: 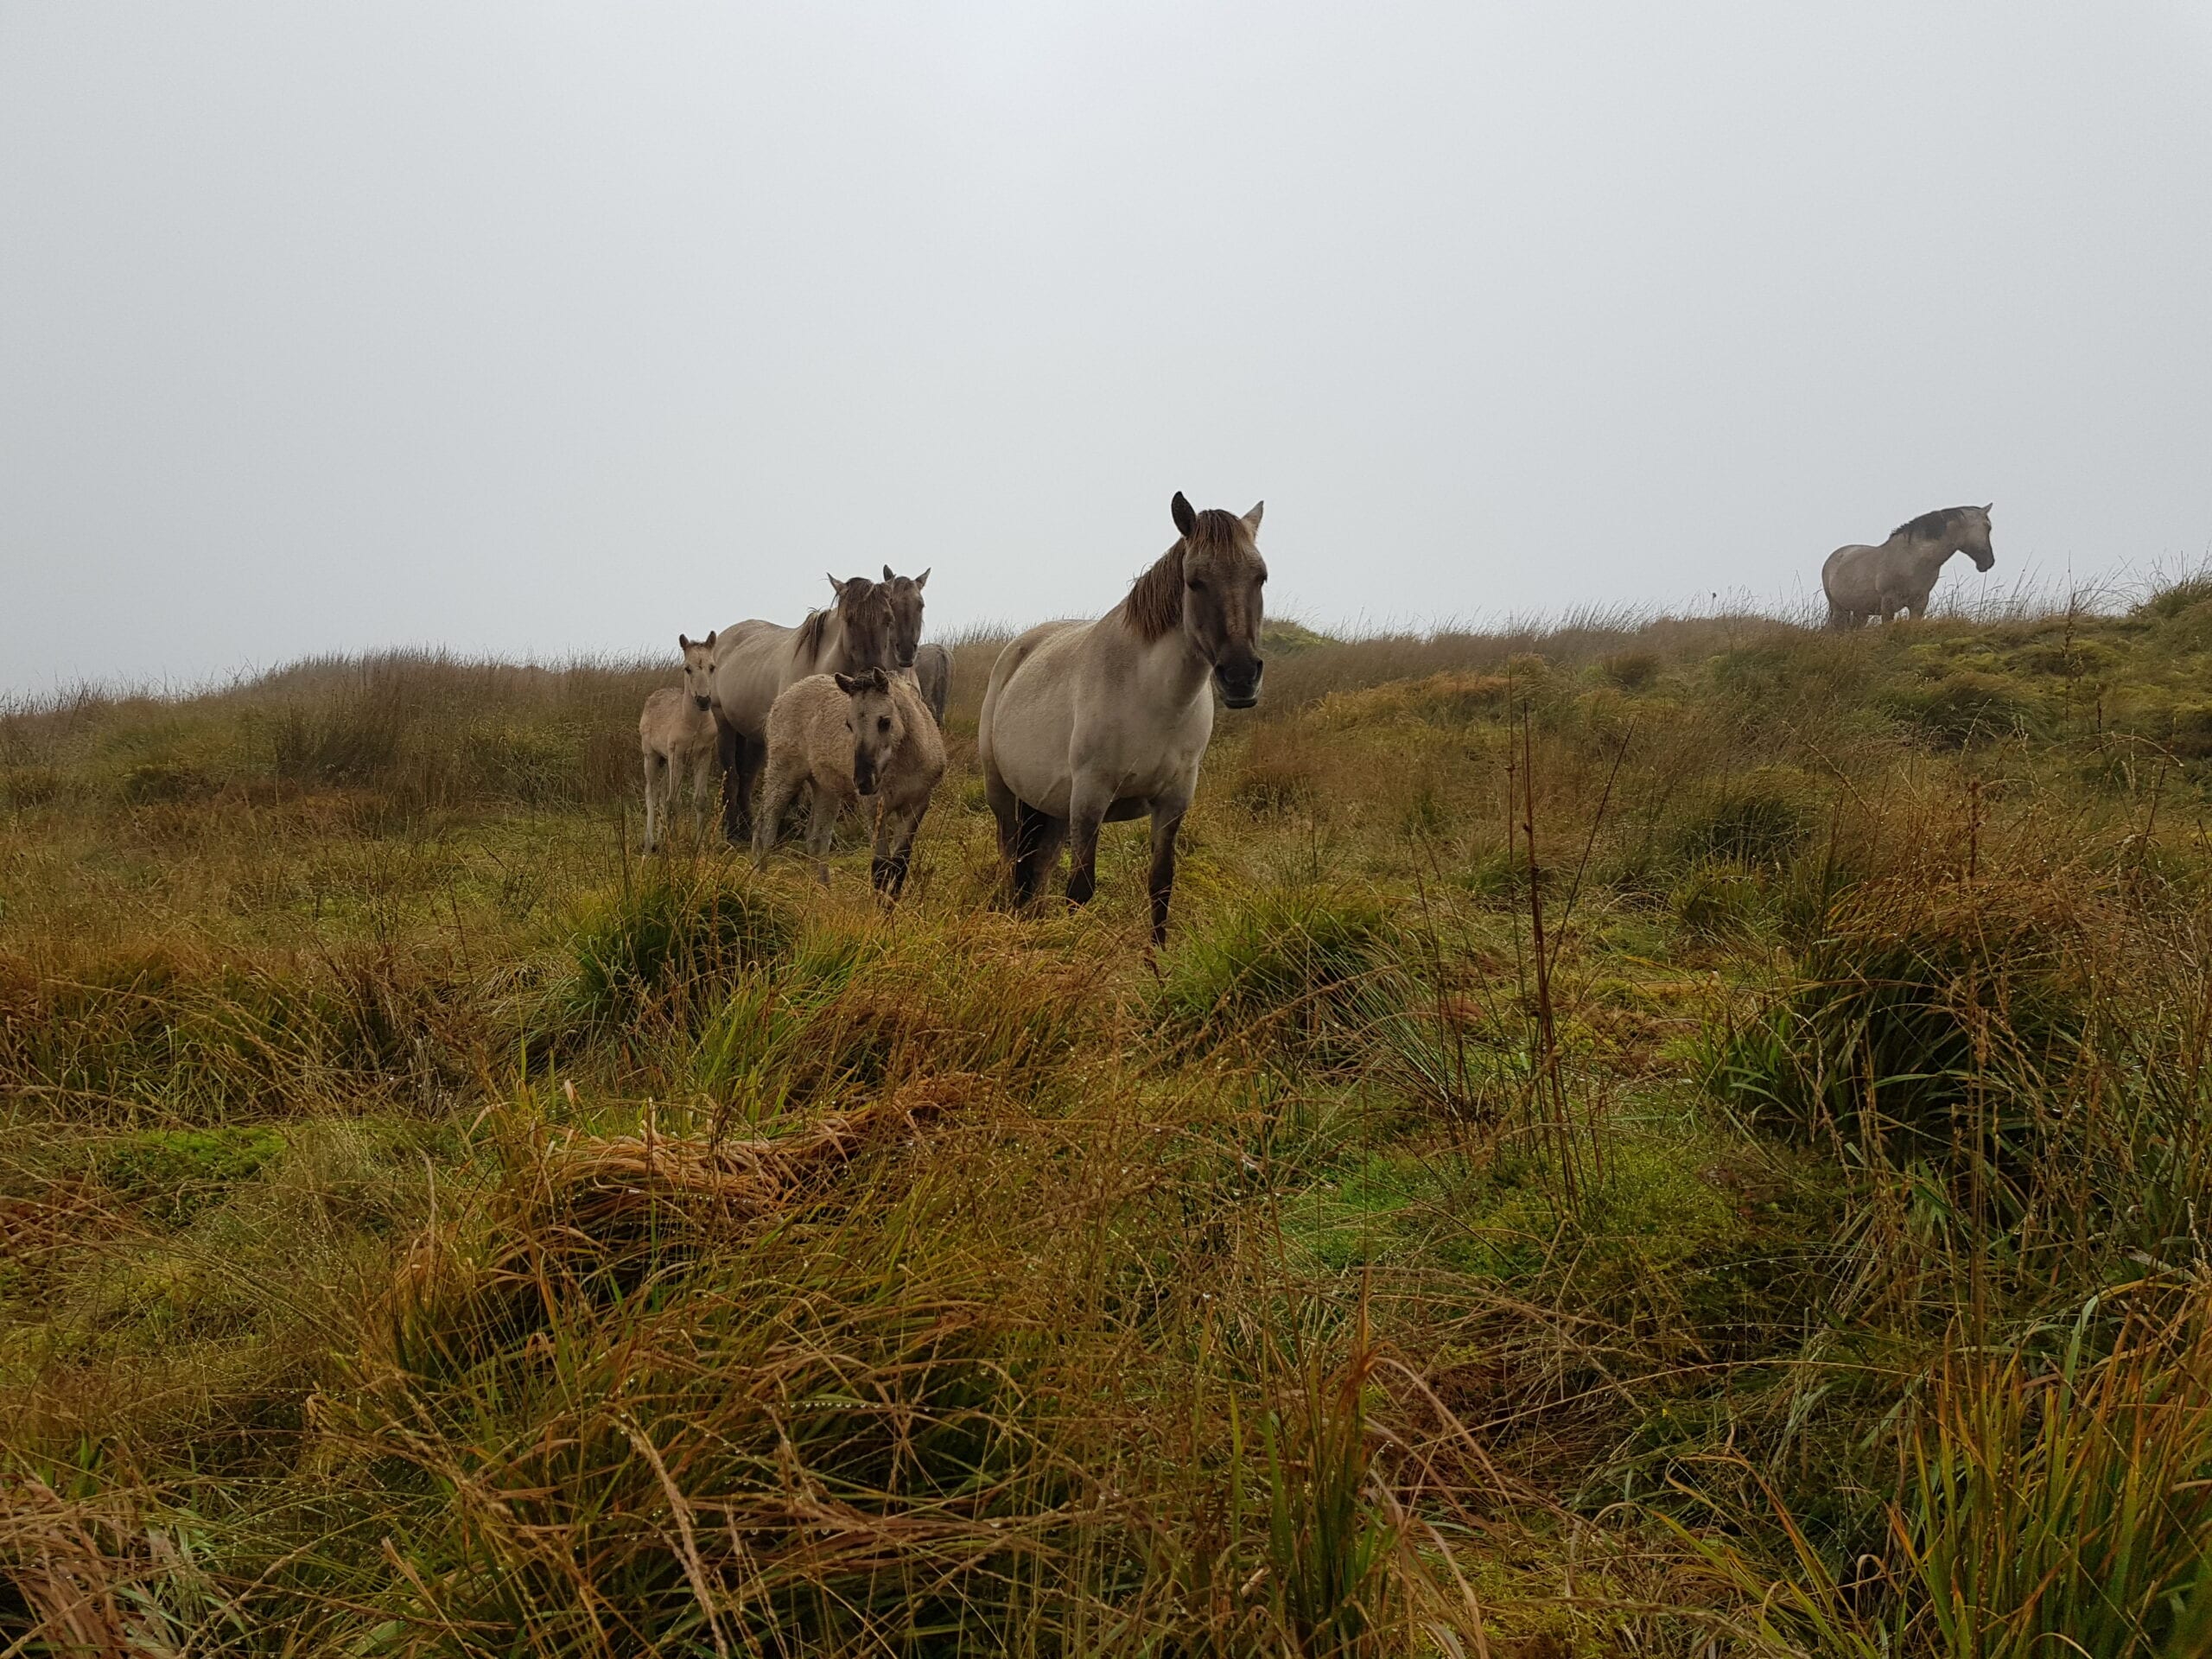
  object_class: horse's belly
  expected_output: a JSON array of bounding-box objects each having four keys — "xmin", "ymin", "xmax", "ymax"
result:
[{"xmin": 991, "ymin": 708, "xmax": 1078, "ymax": 817}]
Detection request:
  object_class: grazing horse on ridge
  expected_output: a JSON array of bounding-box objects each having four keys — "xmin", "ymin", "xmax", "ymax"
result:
[
  {"xmin": 978, "ymin": 492, "xmax": 1266, "ymax": 944},
  {"xmin": 1822, "ymin": 505, "xmax": 1995, "ymax": 627},
  {"xmin": 708, "ymin": 577, "xmax": 897, "ymax": 842}
]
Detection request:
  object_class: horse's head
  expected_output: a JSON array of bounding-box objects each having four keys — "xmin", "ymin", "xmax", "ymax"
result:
[
  {"xmin": 833, "ymin": 664, "xmax": 902, "ymax": 797},
  {"xmin": 1167, "ymin": 493, "xmax": 1268, "ymax": 708},
  {"xmin": 826, "ymin": 575, "xmax": 899, "ymax": 671},
  {"xmin": 880, "ymin": 565, "xmax": 930, "ymax": 668},
  {"xmin": 1963, "ymin": 504, "xmax": 1995, "ymax": 572},
  {"xmin": 677, "ymin": 630, "xmax": 718, "ymax": 712}
]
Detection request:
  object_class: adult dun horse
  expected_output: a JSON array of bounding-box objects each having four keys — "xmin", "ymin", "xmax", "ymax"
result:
[
  {"xmin": 978, "ymin": 493, "xmax": 1266, "ymax": 944},
  {"xmin": 1822, "ymin": 505, "xmax": 1995, "ymax": 627},
  {"xmin": 880, "ymin": 563, "xmax": 951, "ymax": 724},
  {"xmin": 708, "ymin": 576, "xmax": 897, "ymax": 842}
]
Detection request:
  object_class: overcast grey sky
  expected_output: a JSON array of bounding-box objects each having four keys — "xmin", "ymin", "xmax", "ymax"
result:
[{"xmin": 3, "ymin": 3, "xmax": 2209, "ymax": 692}]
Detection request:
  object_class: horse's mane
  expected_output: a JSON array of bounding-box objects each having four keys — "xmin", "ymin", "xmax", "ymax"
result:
[
  {"xmin": 1120, "ymin": 509, "xmax": 1248, "ymax": 643},
  {"xmin": 795, "ymin": 579, "xmax": 889, "ymax": 656},
  {"xmin": 1892, "ymin": 505, "xmax": 1981, "ymax": 543}
]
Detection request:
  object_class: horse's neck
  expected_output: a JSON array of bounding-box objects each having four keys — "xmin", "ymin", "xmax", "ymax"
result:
[
  {"xmin": 1125, "ymin": 623, "xmax": 1212, "ymax": 709},
  {"xmin": 1889, "ymin": 534, "xmax": 1955, "ymax": 577},
  {"xmin": 797, "ymin": 611, "xmax": 837, "ymax": 673}
]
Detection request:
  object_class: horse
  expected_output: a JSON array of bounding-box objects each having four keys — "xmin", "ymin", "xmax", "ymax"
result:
[
  {"xmin": 1822, "ymin": 505, "xmax": 1995, "ymax": 627},
  {"xmin": 754, "ymin": 666, "xmax": 945, "ymax": 898},
  {"xmin": 880, "ymin": 564, "xmax": 951, "ymax": 723},
  {"xmin": 880, "ymin": 565, "xmax": 931, "ymax": 669},
  {"xmin": 708, "ymin": 576, "xmax": 897, "ymax": 842},
  {"xmin": 911, "ymin": 643, "xmax": 951, "ymax": 726},
  {"xmin": 977, "ymin": 492, "xmax": 1266, "ymax": 945},
  {"xmin": 637, "ymin": 632, "xmax": 721, "ymax": 850}
]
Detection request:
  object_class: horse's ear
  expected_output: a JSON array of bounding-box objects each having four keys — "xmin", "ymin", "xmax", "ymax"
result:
[
  {"xmin": 1243, "ymin": 501, "xmax": 1264, "ymax": 531},
  {"xmin": 678, "ymin": 633, "xmax": 691, "ymax": 651},
  {"xmin": 883, "ymin": 564, "xmax": 894, "ymax": 582},
  {"xmin": 868, "ymin": 666, "xmax": 890, "ymax": 690},
  {"xmin": 1171, "ymin": 492, "xmax": 1197, "ymax": 538},
  {"xmin": 1983, "ymin": 502, "xmax": 1993, "ymax": 514},
  {"xmin": 703, "ymin": 629, "xmax": 717, "ymax": 649},
  {"xmin": 834, "ymin": 672, "xmax": 861, "ymax": 695},
  {"xmin": 915, "ymin": 568, "xmax": 929, "ymax": 588},
  {"xmin": 827, "ymin": 573, "xmax": 844, "ymax": 597}
]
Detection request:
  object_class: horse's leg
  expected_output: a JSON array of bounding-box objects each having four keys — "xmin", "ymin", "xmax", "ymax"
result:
[
  {"xmin": 1064, "ymin": 783, "xmax": 1114, "ymax": 907},
  {"xmin": 641, "ymin": 751, "xmax": 661, "ymax": 852},
  {"xmin": 1146, "ymin": 796, "xmax": 1191, "ymax": 948},
  {"xmin": 753, "ymin": 762, "xmax": 798, "ymax": 868},
  {"xmin": 983, "ymin": 763, "xmax": 1021, "ymax": 882},
  {"xmin": 1011, "ymin": 803, "xmax": 1067, "ymax": 907},
  {"xmin": 804, "ymin": 785, "xmax": 840, "ymax": 886},
  {"xmin": 1008, "ymin": 801, "xmax": 1040, "ymax": 905},
  {"xmin": 734, "ymin": 733, "xmax": 768, "ymax": 844},
  {"xmin": 716, "ymin": 715, "xmax": 746, "ymax": 844},
  {"xmin": 872, "ymin": 798, "xmax": 922, "ymax": 899},
  {"xmin": 690, "ymin": 749, "xmax": 715, "ymax": 838}
]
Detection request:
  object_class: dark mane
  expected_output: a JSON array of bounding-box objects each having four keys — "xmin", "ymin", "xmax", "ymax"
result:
[
  {"xmin": 1892, "ymin": 505, "xmax": 1980, "ymax": 543},
  {"xmin": 1119, "ymin": 509, "xmax": 1247, "ymax": 643},
  {"xmin": 793, "ymin": 606, "xmax": 830, "ymax": 655}
]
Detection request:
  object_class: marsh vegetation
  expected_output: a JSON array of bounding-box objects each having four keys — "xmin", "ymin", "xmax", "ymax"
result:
[{"xmin": 6, "ymin": 585, "xmax": 2212, "ymax": 1655}]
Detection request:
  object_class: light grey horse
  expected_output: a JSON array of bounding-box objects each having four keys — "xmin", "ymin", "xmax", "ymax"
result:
[
  {"xmin": 1822, "ymin": 505, "xmax": 1995, "ymax": 627},
  {"xmin": 707, "ymin": 577, "xmax": 897, "ymax": 842},
  {"xmin": 978, "ymin": 493, "xmax": 1266, "ymax": 944}
]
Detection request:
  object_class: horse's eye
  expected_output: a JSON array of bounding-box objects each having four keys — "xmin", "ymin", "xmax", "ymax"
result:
[
  {"xmin": 878, "ymin": 716, "xmax": 892, "ymax": 733},
  {"xmin": 1187, "ymin": 578, "xmax": 1207, "ymax": 593}
]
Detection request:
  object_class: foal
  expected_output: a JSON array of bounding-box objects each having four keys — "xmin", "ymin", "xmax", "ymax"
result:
[
  {"xmin": 754, "ymin": 667, "xmax": 945, "ymax": 898},
  {"xmin": 639, "ymin": 632, "xmax": 719, "ymax": 851},
  {"xmin": 708, "ymin": 576, "xmax": 898, "ymax": 843}
]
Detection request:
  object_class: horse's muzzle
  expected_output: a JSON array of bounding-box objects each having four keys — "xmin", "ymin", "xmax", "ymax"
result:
[
  {"xmin": 693, "ymin": 696, "xmax": 713, "ymax": 712},
  {"xmin": 1216, "ymin": 659, "xmax": 1264, "ymax": 709},
  {"xmin": 853, "ymin": 754, "xmax": 878, "ymax": 796}
]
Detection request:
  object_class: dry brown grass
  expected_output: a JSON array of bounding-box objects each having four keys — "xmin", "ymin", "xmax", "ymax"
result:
[{"xmin": 7, "ymin": 594, "xmax": 2212, "ymax": 1653}]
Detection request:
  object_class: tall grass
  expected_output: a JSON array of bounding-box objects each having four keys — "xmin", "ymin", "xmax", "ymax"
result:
[{"xmin": 10, "ymin": 588, "xmax": 2212, "ymax": 1653}]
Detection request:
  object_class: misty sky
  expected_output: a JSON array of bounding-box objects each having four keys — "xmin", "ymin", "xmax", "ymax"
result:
[{"xmin": 4, "ymin": 3, "xmax": 2210, "ymax": 693}]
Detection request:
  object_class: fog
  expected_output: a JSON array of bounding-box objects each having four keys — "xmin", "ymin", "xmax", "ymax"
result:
[{"xmin": 4, "ymin": 3, "xmax": 2209, "ymax": 693}]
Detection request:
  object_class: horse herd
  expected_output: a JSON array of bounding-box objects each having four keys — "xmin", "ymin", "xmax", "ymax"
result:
[{"xmin": 638, "ymin": 495, "xmax": 1993, "ymax": 943}]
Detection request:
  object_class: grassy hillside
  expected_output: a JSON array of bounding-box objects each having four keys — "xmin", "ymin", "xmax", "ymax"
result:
[{"xmin": 6, "ymin": 586, "xmax": 2212, "ymax": 1655}]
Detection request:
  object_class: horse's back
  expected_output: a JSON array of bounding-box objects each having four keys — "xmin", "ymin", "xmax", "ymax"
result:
[
  {"xmin": 709, "ymin": 618, "xmax": 800, "ymax": 737},
  {"xmin": 639, "ymin": 687, "xmax": 681, "ymax": 747},
  {"xmin": 1821, "ymin": 543, "xmax": 1877, "ymax": 603}
]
